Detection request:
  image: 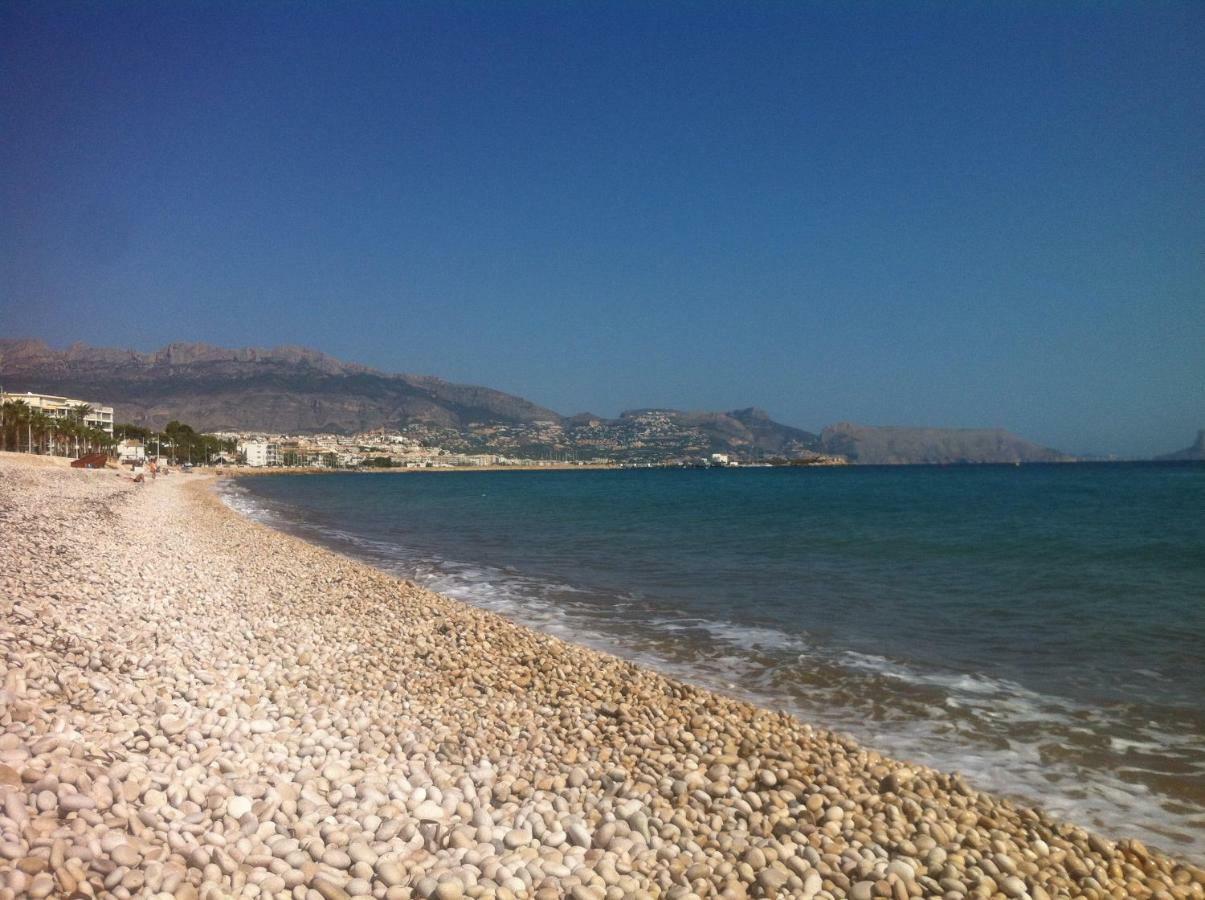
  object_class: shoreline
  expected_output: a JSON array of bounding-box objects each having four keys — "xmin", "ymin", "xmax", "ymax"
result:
[
  {"xmin": 219, "ymin": 464, "xmax": 623, "ymax": 478},
  {"xmin": 222, "ymin": 469, "xmax": 1205, "ymax": 867},
  {"xmin": 2, "ymin": 455, "xmax": 1201, "ymax": 899}
]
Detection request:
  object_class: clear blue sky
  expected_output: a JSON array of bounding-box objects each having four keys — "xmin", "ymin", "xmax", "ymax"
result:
[{"xmin": 2, "ymin": 1, "xmax": 1201, "ymax": 456}]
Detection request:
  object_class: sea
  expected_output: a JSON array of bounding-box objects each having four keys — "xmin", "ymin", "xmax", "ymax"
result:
[{"xmin": 220, "ymin": 462, "xmax": 1205, "ymax": 861}]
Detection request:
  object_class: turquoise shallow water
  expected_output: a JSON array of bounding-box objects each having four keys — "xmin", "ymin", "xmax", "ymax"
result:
[{"xmin": 225, "ymin": 462, "xmax": 1205, "ymax": 859}]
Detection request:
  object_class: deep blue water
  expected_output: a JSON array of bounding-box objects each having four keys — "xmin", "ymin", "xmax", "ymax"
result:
[{"xmin": 226, "ymin": 463, "xmax": 1205, "ymax": 858}]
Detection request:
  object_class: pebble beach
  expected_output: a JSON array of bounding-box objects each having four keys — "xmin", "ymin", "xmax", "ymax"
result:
[{"xmin": 1, "ymin": 457, "xmax": 1202, "ymax": 900}]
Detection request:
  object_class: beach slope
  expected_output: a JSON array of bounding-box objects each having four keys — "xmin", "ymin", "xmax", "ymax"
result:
[{"xmin": 0, "ymin": 457, "xmax": 1200, "ymax": 899}]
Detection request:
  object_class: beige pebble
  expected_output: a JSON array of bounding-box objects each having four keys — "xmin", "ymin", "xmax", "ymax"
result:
[{"xmin": 159, "ymin": 714, "xmax": 187, "ymax": 736}]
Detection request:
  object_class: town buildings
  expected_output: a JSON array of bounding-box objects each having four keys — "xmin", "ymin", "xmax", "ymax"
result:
[{"xmin": 217, "ymin": 429, "xmax": 613, "ymax": 469}]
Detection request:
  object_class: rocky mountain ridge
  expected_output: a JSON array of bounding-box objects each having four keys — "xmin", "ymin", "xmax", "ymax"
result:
[
  {"xmin": 0, "ymin": 339, "xmax": 560, "ymax": 433},
  {"xmin": 1, "ymin": 338, "xmax": 1071, "ymax": 463}
]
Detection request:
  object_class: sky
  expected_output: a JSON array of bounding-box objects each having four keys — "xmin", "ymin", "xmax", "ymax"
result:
[{"xmin": 1, "ymin": 1, "xmax": 1202, "ymax": 457}]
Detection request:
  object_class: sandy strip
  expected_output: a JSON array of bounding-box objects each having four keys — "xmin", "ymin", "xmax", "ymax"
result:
[{"xmin": 0, "ymin": 456, "xmax": 1201, "ymax": 900}]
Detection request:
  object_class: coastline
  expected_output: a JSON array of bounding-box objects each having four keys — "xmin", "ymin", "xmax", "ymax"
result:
[
  {"xmin": 219, "ymin": 464, "xmax": 622, "ymax": 478},
  {"xmin": 1, "ymin": 456, "xmax": 1201, "ymax": 899}
]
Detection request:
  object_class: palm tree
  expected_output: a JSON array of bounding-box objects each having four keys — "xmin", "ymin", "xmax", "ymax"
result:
[
  {"xmin": 29, "ymin": 411, "xmax": 49, "ymax": 454},
  {"xmin": 49, "ymin": 417, "xmax": 66, "ymax": 456},
  {"xmin": 57, "ymin": 418, "xmax": 73, "ymax": 457},
  {"xmin": 50, "ymin": 416, "xmax": 67, "ymax": 457},
  {"xmin": 0, "ymin": 400, "xmax": 16, "ymax": 451},
  {"xmin": 4, "ymin": 401, "xmax": 18, "ymax": 451},
  {"xmin": 71, "ymin": 420, "xmax": 86, "ymax": 457},
  {"xmin": 5, "ymin": 401, "xmax": 31, "ymax": 452},
  {"xmin": 67, "ymin": 404, "xmax": 92, "ymax": 457}
]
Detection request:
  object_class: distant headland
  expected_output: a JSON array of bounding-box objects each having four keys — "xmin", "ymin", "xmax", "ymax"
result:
[{"xmin": 1156, "ymin": 430, "xmax": 1205, "ymax": 462}]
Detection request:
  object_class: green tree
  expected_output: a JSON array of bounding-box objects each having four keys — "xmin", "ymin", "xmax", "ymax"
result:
[
  {"xmin": 4, "ymin": 400, "xmax": 31, "ymax": 452},
  {"xmin": 114, "ymin": 423, "xmax": 151, "ymax": 443},
  {"xmin": 60, "ymin": 404, "xmax": 92, "ymax": 456},
  {"xmin": 29, "ymin": 411, "xmax": 49, "ymax": 454},
  {"xmin": 46, "ymin": 416, "xmax": 62, "ymax": 456},
  {"xmin": 163, "ymin": 420, "xmax": 200, "ymax": 463}
]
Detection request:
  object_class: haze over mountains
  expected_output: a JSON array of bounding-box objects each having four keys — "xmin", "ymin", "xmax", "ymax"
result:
[
  {"xmin": 0, "ymin": 338, "xmax": 1098, "ymax": 464},
  {"xmin": 1156, "ymin": 431, "xmax": 1205, "ymax": 462}
]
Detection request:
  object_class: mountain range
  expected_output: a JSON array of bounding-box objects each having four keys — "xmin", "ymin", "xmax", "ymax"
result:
[{"xmin": 1, "ymin": 338, "xmax": 1077, "ymax": 464}]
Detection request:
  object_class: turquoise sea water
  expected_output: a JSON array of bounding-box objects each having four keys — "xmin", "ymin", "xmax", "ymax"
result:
[{"xmin": 225, "ymin": 463, "xmax": 1205, "ymax": 859}]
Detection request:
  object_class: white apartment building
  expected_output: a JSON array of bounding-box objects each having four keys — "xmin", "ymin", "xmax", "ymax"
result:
[
  {"xmin": 0, "ymin": 391, "xmax": 114, "ymax": 435},
  {"xmin": 238, "ymin": 440, "xmax": 280, "ymax": 467},
  {"xmin": 117, "ymin": 439, "xmax": 146, "ymax": 463}
]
